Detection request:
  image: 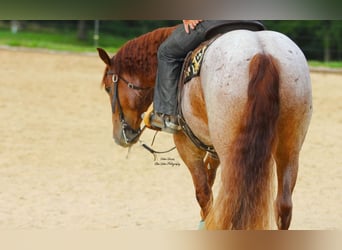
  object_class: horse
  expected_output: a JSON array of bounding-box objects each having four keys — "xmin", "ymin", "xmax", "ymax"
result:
[{"xmin": 97, "ymin": 24, "xmax": 312, "ymax": 229}]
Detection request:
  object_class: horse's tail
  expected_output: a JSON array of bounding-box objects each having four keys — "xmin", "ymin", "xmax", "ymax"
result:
[{"xmin": 206, "ymin": 53, "xmax": 280, "ymax": 229}]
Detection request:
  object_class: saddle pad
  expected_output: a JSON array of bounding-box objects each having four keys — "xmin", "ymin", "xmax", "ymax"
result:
[{"xmin": 183, "ymin": 44, "xmax": 208, "ymax": 83}]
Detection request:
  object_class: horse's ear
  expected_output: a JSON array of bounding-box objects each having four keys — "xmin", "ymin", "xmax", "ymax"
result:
[{"xmin": 97, "ymin": 48, "xmax": 112, "ymax": 66}]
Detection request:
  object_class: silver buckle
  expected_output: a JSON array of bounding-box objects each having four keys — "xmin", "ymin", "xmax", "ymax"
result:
[{"xmin": 112, "ymin": 74, "xmax": 119, "ymax": 83}]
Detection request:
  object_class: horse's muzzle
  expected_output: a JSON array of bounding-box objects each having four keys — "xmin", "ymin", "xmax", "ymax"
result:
[{"xmin": 114, "ymin": 127, "xmax": 141, "ymax": 147}]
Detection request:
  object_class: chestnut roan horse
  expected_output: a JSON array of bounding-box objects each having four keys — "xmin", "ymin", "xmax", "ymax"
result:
[{"xmin": 97, "ymin": 25, "xmax": 312, "ymax": 229}]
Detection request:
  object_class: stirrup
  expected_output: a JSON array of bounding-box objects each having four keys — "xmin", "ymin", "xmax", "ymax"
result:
[{"xmin": 164, "ymin": 116, "xmax": 181, "ymax": 131}]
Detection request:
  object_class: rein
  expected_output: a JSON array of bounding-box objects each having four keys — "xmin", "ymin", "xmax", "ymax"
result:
[
  {"xmin": 139, "ymin": 135, "xmax": 176, "ymax": 161},
  {"xmin": 106, "ymin": 70, "xmax": 151, "ymax": 145}
]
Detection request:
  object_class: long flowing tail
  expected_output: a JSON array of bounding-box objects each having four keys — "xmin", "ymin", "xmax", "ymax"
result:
[{"xmin": 206, "ymin": 53, "xmax": 280, "ymax": 229}]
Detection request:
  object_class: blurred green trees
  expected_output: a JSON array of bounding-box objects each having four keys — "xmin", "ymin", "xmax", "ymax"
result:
[
  {"xmin": 2, "ymin": 20, "xmax": 341, "ymax": 61},
  {"xmin": 264, "ymin": 20, "xmax": 342, "ymax": 61}
]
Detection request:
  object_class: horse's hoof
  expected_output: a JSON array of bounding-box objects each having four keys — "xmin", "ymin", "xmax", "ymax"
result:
[{"xmin": 198, "ymin": 220, "xmax": 206, "ymax": 230}]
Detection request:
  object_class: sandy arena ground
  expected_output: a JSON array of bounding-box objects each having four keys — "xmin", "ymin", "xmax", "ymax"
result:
[{"xmin": 0, "ymin": 48, "xmax": 341, "ymax": 230}]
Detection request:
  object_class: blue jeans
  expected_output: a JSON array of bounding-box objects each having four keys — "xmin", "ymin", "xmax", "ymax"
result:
[{"xmin": 153, "ymin": 20, "xmax": 232, "ymax": 115}]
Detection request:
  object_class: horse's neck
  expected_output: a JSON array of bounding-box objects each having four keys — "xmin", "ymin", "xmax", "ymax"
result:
[{"xmin": 114, "ymin": 26, "xmax": 176, "ymax": 86}]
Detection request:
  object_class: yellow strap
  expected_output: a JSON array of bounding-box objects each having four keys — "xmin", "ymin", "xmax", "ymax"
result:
[{"xmin": 143, "ymin": 104, "xmax": 154, "ymax": 128}]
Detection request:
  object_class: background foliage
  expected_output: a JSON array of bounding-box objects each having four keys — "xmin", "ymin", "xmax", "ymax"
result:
[{"xmin": 0, "ymin": 20, "xmax": 341, "ymax": 62}]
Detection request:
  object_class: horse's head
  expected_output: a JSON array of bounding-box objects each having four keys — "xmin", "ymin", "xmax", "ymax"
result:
[{"xmin": 97, "ymin": 48, "xmax": 154, "ymax": 147}]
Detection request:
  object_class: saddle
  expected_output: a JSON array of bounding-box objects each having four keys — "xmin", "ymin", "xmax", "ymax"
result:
[
  {"xmin": 182, "ymin": 20, "xmax": 265, "ymax": 84},
  {"xmin": 177, "ymin": 21, "xmax": 265, "ymax": 157},
  {"xmin": 204, "ymin": 20, "xmax": 265, "ymax": 40}
]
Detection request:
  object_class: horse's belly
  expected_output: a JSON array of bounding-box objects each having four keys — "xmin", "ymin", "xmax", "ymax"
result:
[{"xmin": 181, "ymin": 78, "xmax": 212, "ymax": 145}]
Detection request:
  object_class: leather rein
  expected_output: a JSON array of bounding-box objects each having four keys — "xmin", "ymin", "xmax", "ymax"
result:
[{"xmin": 106, "ymin": 70, "xmax": 151, "ymax": 144}]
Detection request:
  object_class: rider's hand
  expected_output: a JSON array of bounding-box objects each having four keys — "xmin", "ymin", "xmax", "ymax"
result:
[{"xmin": 183, "ymin": 20, "xmax": 203, "ymax": 34}]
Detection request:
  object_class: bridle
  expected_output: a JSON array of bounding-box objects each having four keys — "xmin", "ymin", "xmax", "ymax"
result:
[{"xmin": 106, "ymin": 70, "xmax": 152, "ymax": 145}]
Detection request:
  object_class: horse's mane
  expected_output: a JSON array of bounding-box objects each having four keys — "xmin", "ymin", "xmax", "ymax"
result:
[{"xmin": 112, "ymin": 26, "xmax": 177, "ymax": 82}]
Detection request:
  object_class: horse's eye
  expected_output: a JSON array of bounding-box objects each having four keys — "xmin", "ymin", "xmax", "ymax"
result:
[{"xmin": 105, "ymin": 86, "xmax": 111, "ymax": 94}]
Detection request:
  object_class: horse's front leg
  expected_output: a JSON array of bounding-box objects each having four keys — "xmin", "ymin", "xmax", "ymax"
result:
[{"xmin": 174, "ymin": 132, "xmax": 213, "ymax": 220}]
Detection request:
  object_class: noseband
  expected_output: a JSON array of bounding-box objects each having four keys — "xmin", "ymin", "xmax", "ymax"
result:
[{"xmin": 106, "ymin": 70, "xmax": 151, "ymax": 145}]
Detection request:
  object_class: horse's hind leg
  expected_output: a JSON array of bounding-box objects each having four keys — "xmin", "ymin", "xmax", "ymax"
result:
[
  {"xmin": 274, "ymin": 113, "xmax": 311, "ymax": 229},
  {"xmin": 174, "ymin": 132, "xmax": 214, "ymax": 220},
  {"xmin": 274, "ymin": 149, "xmax": 299, "ymax": 230}
]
